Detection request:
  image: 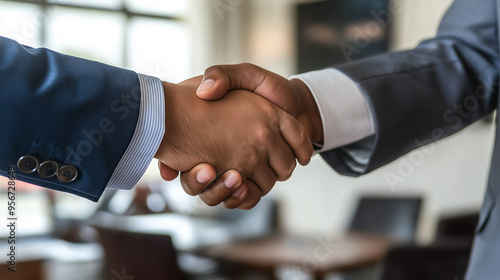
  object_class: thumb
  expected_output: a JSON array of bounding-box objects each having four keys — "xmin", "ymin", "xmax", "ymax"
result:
[
  {"xmin": 196, "ymin": 78, "xmax": 222, "ymax": 100},
  {"xmin": 195, "ymin": 63, "xmax": 300, "ymax": 116},
  {"xmin": 196, "ymin": 63, "xmax": 268, "ymax": 100}
]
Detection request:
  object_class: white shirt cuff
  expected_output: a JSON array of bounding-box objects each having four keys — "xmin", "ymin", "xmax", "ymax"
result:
[
  {"xmin": 290, "ymin": 68, "xmax": 375, "ymax": 153},
  {"xmin": 105, "ymin": 74, "xmax": 165, "ymax": 190}
]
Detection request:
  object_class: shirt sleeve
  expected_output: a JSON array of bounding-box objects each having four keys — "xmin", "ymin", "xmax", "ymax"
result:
[
  {"xmin": 290, "ymin": 68, "xmax": 375, "ymax": 153},
  {"xmin": 105, "ymin": 74, "xmax": 165, "ymax": 190}
]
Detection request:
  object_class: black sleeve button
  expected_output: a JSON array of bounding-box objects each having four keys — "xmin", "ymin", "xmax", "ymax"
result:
[
  {"xmin": 17, "ymin": 155, "xmax": 40, "ymax": 174},
  {"xmin": 38, "ymin": 160, "xmax": 60, "ymax": 178},
  {"xmin": 57, "ymin": 165, "xmax": 78, "ymax": 183}
]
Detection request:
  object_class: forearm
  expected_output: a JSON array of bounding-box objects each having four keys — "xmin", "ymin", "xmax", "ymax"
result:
[
  {"xmin": 0, "ymin": 36, "xmax": 160, "ymax": 200},
  {"xmin": 318, "ymin": 0, "xmax": 499, "ymax": 176}
]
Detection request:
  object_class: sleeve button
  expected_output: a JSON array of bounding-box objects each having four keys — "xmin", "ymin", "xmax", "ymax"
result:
[
  {"xmin": 57, "ymin": 165, "xmax": 78, "ymax": 183},
  {"xmin": 17, "ymin": 155, "xmax": 40, "ymax": 174},
  {"xmin": 38, "ymin": 160, "xmax": 60, "ymax": 178}
]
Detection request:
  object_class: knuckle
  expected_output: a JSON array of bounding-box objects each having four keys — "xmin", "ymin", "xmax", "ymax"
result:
[
  {"xmin": 297, "ymin": 125, "xmax": 309, "ymax": 146},
  {"xmin": 257, "ymin": 127, "xmax": 274, "ymax": 145},
  {"xmin": 259, "ymin": 176, "xmax": 276, "ymax": 196},
  {"xmin": 293, "ymin": 123, "xmax": 314, "ymax": 161},
  {"xmin": 222, "ymin": 200, "xmax": 241, "ymax": 209},
  {"xmin": 200, "ymin": 196, "xmax": 220, "ymax": 207},
  {"xmin": 280, "ymin": 160, "xmax": 296, "ymax": 181},
  {"xmin": 205, "ymin": 65, "xmax": 223, "ymax": 76},
  {"xmin": 240, "ymin": 197, "xmax": 261, "ymax": 210},
  {"xmin": 240, "ymin": 146, "xmax": 259, "ymax": 167},
  {"xmin": 240, "ymin": 62, "xmax": 255, "ymax": 70},
  {"xmin": 261, "ymin": 183, "xmax": 275, "ymax": 196},
  {"xmin": 270, "ymin": 118, "xmax": 280, "ymax": 134},
  {"xmin": 221, "ymin": 203, "xmax": 233, "ymax": 209},
  {"xmin": 280, "ymin": 116, "xmax": 294, "ymax": 134}
]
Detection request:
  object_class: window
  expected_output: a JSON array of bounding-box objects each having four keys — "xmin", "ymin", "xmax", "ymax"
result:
[
  {"xmin": 0, "ymin": 0, "xmax": 191, "ymax": 81},
  {"xmin": 0, "ymin": 0, "xmax": 192, "ymax": 237}
]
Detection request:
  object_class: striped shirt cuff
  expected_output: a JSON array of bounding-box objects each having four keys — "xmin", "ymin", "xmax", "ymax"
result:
[{"xmin": 105, "ymin": 74, "xmax": 165, "ymax": 190}]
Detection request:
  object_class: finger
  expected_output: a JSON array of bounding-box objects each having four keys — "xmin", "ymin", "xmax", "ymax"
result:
[
  {"xmin": 278, "ymin": 112, "xmax": 314, "ymax": 166},
  {"xmin": 249, "ymin": 163, "xmax": 277, "ymax": 197},
  {"xmin": 268, "ymin": 136, "xmax": 297, "ymax": 181},
  {"xmin": 238, "ymin": 180, "xmax": 262, "ymax": 210},
  {"xmin": 196, "ymin": 64, "xmax": 300, "ymax": 115},
  {"xmin": 179, "ymin": 163, "xmax": 217, "ymax": 196},
  {"xmin": 158, "ymin": 161, "xmax": 180, "ymax": 181},
  {"xmin": 221, "ymin": 183, "xmax": 249, "ymax": 209},
  {"xmin": 198, "ymin": 171, "xmax": 243, "ymax": 206}
]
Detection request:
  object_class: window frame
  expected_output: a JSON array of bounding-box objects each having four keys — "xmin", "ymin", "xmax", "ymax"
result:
[{"xmin": 0, "ymin": 0, "xmax": 184, "ymax": 66}]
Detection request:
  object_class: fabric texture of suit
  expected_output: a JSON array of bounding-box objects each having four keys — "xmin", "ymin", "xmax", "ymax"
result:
[
  {"xmin": 321, "ymin": 0, "xmax": 500, "ymax": 278},
  {"xmin": 0, "ymin": 36, "xmax": 145, "ymax": 201}
]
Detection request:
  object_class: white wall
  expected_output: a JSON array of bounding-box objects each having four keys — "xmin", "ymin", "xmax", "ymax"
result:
[{"xmin": 391, "ymin": 0, "xmax": 455, "ymax": 50}]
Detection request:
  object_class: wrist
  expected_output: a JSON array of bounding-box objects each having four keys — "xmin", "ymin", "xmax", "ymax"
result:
[
  {"xmin": 154, "ymin": 81, "xmax": 177, "ymax": 160},
  {"xmin": 155, "ymin": 78, "xmax": 223, "ymax": 172},
  {"xmin": 290, "ymin": 79, "xmax": 323, "ymax": 144}
]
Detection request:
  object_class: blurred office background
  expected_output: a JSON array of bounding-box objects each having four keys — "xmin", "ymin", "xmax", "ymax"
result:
[{"xmin": 0, "ymin": 0, "xmax": 492, "ymax": 279}]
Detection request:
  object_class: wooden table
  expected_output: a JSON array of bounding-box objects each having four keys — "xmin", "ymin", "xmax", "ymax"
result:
[
  {"xmin": 0, "ymin": 259, "xmax": 46, "ymax": 280},
  {"xmin": 195, "ymin": 232, "xmax": 391, "ymax": 280}
]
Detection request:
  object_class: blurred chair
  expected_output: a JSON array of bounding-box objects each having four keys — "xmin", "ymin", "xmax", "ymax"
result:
[
  {"xmin": 435, "ymin": 212, "xmax": 478, "ymax": 245},
  {"xmin": 338, "ymin": 197, "xmax": 421, "ymax": 280},
  {"xmin": 376, "ymin": 211, "xmax": 477, "ymax": 280},
  {"xmin": 95, "ymin": 225, "xmax": 269, "ymax": 280},
  {"xmin": 348, "ymin": 196, "xmax": 423, "ymax": 242},
  {"xmin": 95, "ymin": 226, "xmax": 184, "ymax": 280},
  {"xmin": 377, "ymin": 244, "xmax": 471, "ymax": 280}
]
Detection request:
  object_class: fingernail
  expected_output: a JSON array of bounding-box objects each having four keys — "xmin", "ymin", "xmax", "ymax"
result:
[
  {"xmin": 197, "ymin": 79, "xmax": 215, "ymax": 94},
  {"xmin": 196, "ymin": 168, "xmax": 212, "ymax": 184},
  {"xmin": 224, "ymin": 173, "xmax": 239, "ymax": 188},
  {"xmin": 232, "ymin": 187, "xmax": 244, "ymax": 198}
]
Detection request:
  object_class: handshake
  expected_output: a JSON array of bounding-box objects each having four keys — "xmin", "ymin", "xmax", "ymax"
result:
[{"xmin": 154, "ymin": 63, "xmax": 323, "ymax": 210}]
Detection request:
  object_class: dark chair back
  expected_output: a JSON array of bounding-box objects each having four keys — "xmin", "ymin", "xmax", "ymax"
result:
[
  {"xmin": 95, "ymin": 226, "xmax": 184, "ymax": 280},
  {"xmin": 379, "ymin": 244, "xmax": 471, "ymax": 280},
  {"xmin": 435, "ymin": 212, "xmax": 478, "ymax": 245},
  {"xmin": 348, "ymin": 196, "xmax": 422, "ymax": 242}
]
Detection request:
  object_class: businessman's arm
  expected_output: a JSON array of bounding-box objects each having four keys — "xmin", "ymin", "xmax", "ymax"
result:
[
  {"xmin": 0, "ymin": 36, "xmax": 313, "ymax": 205},
  {"xmin": 181, "ymin": 0, "xmax": 499, "ymax": 200},
  {"xmin": 0, "ymin": 36, "xmax": 159, "ymax": 201}
]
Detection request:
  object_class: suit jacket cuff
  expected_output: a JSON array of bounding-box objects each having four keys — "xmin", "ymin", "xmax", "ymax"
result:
[{"xmin": 105, "ymin": 74, "xmax": 165, "ymax": 190}]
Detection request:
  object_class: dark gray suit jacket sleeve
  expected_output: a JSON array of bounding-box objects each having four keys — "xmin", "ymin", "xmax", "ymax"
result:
[{"xmin": 321, "ymin": 0, "xmax": 499, "ymax": 176}]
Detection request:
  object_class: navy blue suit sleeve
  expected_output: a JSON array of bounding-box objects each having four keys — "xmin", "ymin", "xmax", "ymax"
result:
[
  {"xmin": 321, "ymin": 0, "xmax": 499, "ymax": 176},
  {"xmin": 0, "ymin": 36, "xmax": 141, "ymax": 201}
]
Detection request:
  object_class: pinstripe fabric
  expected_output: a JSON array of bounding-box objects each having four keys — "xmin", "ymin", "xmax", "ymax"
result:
[{"xmin": 105, "ymin": 74, "xmax": 165, "ymax": 190}]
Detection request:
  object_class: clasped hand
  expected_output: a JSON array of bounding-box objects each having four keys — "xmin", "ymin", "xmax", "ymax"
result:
[{"xmin": 155, "ymin": 64, "xmax": 323, "ymax": 209}]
